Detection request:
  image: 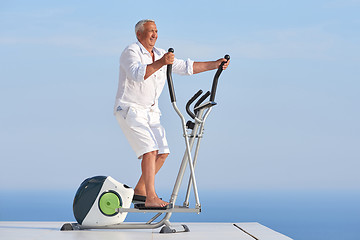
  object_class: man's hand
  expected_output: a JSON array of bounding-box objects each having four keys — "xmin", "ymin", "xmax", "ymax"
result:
[
  {"xmin": 144, "ymin": 52, "xmax": 174, "ymax": 80},
  {"xmin": 216, "ymin": 58, "xmax": 230, "ymax": 70},
  {"xmin": 161, "ymin": 52, "xmax": 174, "ymax": 65}
]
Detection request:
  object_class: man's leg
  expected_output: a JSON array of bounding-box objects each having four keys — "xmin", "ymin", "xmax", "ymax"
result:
[
  {"xmin": 134, "ymin": 152, "xmax": 168, "ymax": 196},
  {"xmin": 135, "ymin": 151, "xmax": 169, "ymax": 207}
]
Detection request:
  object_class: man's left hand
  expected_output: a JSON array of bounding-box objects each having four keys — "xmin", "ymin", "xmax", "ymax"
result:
[{"xmin": 216, "ymin": 58, "xmax": 230, "ymax": 70}]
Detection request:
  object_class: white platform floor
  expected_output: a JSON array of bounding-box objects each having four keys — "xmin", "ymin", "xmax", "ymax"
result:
[{"xmin": 0, "ymin": 221, "xmax": 293, "ymax": 240}]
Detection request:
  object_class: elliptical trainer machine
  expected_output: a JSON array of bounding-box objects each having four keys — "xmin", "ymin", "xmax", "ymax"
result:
[{"xmin": 61, "ymin": 49, "xmax": 230, "ymax": 233}]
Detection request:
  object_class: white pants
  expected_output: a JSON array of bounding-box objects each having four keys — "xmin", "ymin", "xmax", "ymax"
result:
[{"xmin": 115, "ymin": 106, "xmax": 170, "ymax": 159}]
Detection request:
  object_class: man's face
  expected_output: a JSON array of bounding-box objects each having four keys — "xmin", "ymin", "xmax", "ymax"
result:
[{"xmin": 137, "ymin": 22, "xmax": 158, "ymax": 51}]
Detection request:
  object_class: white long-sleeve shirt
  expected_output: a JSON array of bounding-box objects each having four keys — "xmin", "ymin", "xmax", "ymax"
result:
[{"xmin": 114, "ymin": 42, "xmax": 194, "ymax": 113}]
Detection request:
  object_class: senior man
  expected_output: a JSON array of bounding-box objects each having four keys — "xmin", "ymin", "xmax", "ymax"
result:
[{"xmin": 114, "ymin": 19, "xmax": 229, "ymax": 208}]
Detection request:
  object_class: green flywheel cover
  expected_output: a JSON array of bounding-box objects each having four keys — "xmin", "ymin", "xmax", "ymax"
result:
[{"xmin": 98, "ymin": 192, "xmax": 121, "ymax": 216}]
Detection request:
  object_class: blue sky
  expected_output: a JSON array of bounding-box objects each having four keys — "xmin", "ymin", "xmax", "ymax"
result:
[{"xmin": 0, "ymin": 0, "xmax": 359, "ymax": 192}]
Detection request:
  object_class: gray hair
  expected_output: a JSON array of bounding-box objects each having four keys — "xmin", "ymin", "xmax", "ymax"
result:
[{"xmin": 135, "ymin": 19, "xmax": 155, "ymax": 35}]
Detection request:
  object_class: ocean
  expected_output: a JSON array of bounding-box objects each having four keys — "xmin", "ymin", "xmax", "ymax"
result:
[{"xmin": 1, "ymin": 189, "xmax": 359, "ymax": 240}]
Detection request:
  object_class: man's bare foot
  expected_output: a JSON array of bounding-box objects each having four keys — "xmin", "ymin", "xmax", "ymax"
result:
[{"xmin": 145, "ymin": 196, "xmax": 169, "ymax": 208}]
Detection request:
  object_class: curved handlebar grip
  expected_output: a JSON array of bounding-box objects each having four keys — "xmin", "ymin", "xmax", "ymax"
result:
[
  {"xmin": 210, "ymin": 54, "xmax": 230, "ymax": 102},
  {"xmin": 166, "ymin": 48, "xmax": 176, "ymax": 102},
  {"xmin": 194, "ymin": 91, "xmax": 211, "ymax": 114},
  {"xmin": 186, "ymin": 89, "xmax": 203, "ymax": 119}
]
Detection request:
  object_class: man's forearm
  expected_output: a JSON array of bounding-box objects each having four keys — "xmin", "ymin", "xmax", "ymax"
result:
[
  {"xmin": 144, "ymin": 52, "xmax": 174, "ymax": 80},
  {"xmin": 144, "ymin": 59, "xmax": 164, "ymax": 80},
  {"xmin": 193, "ymin": 61, "xmax": 218, "ymax": 74}
]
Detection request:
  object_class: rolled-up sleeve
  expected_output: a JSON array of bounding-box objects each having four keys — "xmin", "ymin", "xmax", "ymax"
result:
[
  {"xmin": 172, "ymin": 58, "xmax": 194, "ymax": 76},
  {"xmin": 120, "ymin": 49, "xmax": 147, "ymax": 82}
]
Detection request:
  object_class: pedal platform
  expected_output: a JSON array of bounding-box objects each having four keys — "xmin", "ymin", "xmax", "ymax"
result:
[
  {"xmin": 132, "ymin": 195, "xmax": 165, "ymax": 205},
  {"xmin": 132, "ymin": 194, "xmax": 146, "ymax": 203},
  {"xmin": 118, "ymin": 204, "xmax": 200, "ymax": 213},
  {"xmin": 134, "ymin": 203, "xmax": 171, "ymax": 210}
]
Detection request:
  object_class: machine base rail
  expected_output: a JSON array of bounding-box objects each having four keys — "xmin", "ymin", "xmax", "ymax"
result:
[{"xmin": 60, "ymin": 222, "xmax": 191, "ymax": 233}]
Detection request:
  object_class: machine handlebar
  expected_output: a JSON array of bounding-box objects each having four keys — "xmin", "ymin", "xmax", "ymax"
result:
[
  {"xmin": 166, "ymin": 48, "xmax": 176, "ymax": 102},
  {"xmin": 194, "ymin": 91, "xmax": 211, "ymax": 115},
  {"xmin": 186, "ymin": 90, "xmax": 203, "ymax": 119},
  {"xmin": 210, "ymin": 54, "xmax": 230, "ymax": 102},
  {"xmin": 166, "ymin": 48, "xmax": 230, "ymax": 119}
]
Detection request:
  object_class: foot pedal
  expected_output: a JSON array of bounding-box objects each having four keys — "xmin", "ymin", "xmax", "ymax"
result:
[
  {"xmin": 133, "ymin": 195, "xmax": 163, "ymax": 204},
  {"xmin": 134, "ymin": 203, "xmax": 145, "ymax": 209},
  {"xmin": 134, "ymin": 203, "xmax": 171, "ymax": 210},
  {"xmin": 132, "ymin": 194, "xmax": 146, "ymax": 203}
]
